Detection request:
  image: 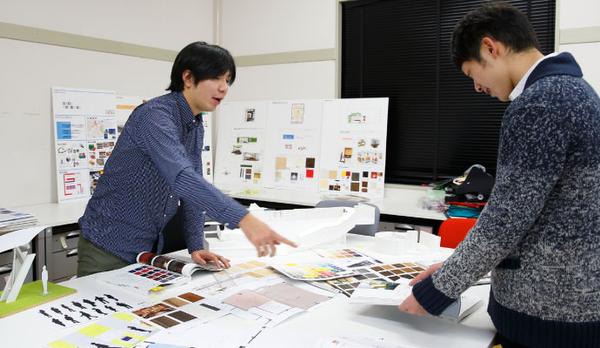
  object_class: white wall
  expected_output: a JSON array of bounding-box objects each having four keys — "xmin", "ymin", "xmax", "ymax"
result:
[
  {"xmin": 221, "ymin": 0, "xmax": 336, "ymax": 56},
  {"xmin": 559, "ymin": 0, "xmax": 600, "ymax": 94},
  {"xmin": 0, "ymin": 0, "xmax": 213, "ymax": 50},
  {"xmin": 227, "ymin": 61, "xmax": 336, "ymax": 101},
  {"xmin": 220, "ymin": 0, "xmax": 338, "ymax": 101},
  {"xmin": 0, "ymin": 0, "xmax": 214, "ymax": 207}
]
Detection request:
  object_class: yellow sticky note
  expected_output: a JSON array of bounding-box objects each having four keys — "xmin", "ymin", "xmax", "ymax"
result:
[
  {"xmin": 79, "ymin": 323, "xmax": 111, "ymax": 337},
  {"xmin": 113, "ymin": 312, "xmax": 136, "ymax": 322},
  {"xmin": 48, "ymin": 341, "xmax": 77, "ymax": 348}
]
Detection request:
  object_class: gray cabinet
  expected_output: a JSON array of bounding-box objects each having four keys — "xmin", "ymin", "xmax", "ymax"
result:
[{"xmin": 35, "ymin": 224, "xmax": 80, "ymax": 282}]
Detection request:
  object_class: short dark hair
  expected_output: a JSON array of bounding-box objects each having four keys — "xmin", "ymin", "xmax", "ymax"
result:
[
  {"xmin": 167, "ymin": 41, "xmax": 236, "ymax": 92},
  {"xmin": 451, "ymin": 2, "xmax": 540, "ymax": 70}
]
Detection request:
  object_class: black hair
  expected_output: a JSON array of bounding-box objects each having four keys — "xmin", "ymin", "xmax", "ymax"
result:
[
  {"xmin": 167, "ymin": 41, "xmax": 236, "ymax": 92},
  {"xmin": 451, "ymin": 2, "xmax": 540, "ymax": 70}
]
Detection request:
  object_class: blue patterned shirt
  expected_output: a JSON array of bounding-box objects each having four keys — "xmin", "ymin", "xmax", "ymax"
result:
[{"xmin": 79, "ymin": 92, "xmax": 248, "ymax": 262}]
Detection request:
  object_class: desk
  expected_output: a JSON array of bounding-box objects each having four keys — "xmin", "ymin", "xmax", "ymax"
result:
[
  {"xmin": 0, "ymin": 234, "xmax": 495, "ymax": 347},
  {"xmin": 10, "ymin": 201, "xmax": 88, "ymax": 281},
  {"xmin": 219, "ymin": 184, "xmax": 446, "ymax": 221}
]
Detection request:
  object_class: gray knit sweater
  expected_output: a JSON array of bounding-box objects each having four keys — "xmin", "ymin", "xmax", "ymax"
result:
[{"xmin": 413, "ymin": 53, "xmax": 600, "ymax": 347}]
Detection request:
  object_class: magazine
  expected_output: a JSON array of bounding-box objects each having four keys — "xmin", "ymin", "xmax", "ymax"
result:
[
  {"xmin": 136, "ymin": 251, "xmax": 224, "ymax": 276},
  {"xmin": 94, "ymin": 251, "xmax": 224, "ymax": 294}
]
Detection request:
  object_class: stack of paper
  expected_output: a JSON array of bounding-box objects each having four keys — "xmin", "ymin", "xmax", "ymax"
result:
[{"xmin": 0, "ymin": 208, "xmax": 37, "ymax": 235}]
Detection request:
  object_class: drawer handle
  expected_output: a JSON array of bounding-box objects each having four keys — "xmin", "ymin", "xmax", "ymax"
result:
[
  {"xmin": 66, "ymin": 249, "xmax": 78, "ymax": 257},
  {"xmin": 60, "ymin": 236, "xmax": 68, "ymax": 249},
  {"xmin": 66, "ymin": 232, "xmax": 79, "ymax": 239},
  {"xmin": 0, "ymin": 265, "xmax": 12, "ymax": 273}
]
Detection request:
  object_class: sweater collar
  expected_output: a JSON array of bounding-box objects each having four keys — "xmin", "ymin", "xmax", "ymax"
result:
[
  {"xmin": 510, "ymin": 52, "xmax": 582, "ymax": 101},
  {"xmin": 524, "ymin": 52, "xmax": 583, "ymax": 90}
]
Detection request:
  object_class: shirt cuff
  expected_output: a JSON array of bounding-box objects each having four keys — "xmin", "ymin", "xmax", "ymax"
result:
[
  {"xmin": 185, "ymin": 234, "xmax": 204, "ymax": 254},
  {"xmin": 412, "ymin": 275, "xmax": 456, "ymax": 315},
  {"xmin": 216, "ymin": 203, "xmax": 248, "ymax": 229}
]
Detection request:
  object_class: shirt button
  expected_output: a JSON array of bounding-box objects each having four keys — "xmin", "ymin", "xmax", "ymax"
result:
[
  {"xmin": 169, "ymin": 195, "xmax": 173, "ymax": 198},
  {"xmin": 202, "ymin": 211, "xmax": 207, "ymax": 215},
  {"xmin": 163, "ymin": 214, "xmax": 167, "ymax": 218}
]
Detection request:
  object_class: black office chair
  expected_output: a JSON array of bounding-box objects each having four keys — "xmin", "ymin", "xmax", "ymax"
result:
[{"xmin": 315, "ymin": 200, "xmax": 380, "ymax": 236}]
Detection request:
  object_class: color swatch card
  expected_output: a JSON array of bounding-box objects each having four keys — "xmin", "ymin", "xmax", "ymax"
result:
[
  {"xmin": 314, "ymin": 248, "xmax": 382, "ymax": 268},
  {"xmin": 46, "ymin": 312, "xmax": 159, "ymax": 348},
  {"xmin": 132, "ymin": 302, "xmax": 198, "ymax": 329},
  {"xmin": 270, "ymin": 261, "xmax": 355, "ymax": 281},
  {"xmin": 358, "ymin": 262, "xmax": 426, "ymax": 283},
  {"xmin": 325, "ymin": 274, "xmax": 388, "ymax": 297}
]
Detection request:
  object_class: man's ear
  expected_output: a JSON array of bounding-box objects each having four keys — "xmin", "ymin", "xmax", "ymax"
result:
[
  {"xmin": 182, "ymin": 70, "xmax": 195, "ymax": 88},
  {"xmin": 480, "ymin": 36, "xmax": 502, "ymax": 59}
]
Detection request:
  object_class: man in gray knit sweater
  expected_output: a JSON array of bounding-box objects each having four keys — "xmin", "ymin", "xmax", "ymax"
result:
[{"xmin": 399, "ymin": 3, "xmax": 600, "ymax": 347}]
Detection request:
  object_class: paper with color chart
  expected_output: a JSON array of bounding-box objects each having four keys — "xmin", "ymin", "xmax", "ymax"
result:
[
  {"xmin": 319, "ymin": 98, "xmax": 388, "ymax": 198},
  {"xmin": 262, "ymin": 100, "xmax": 323, "ymax": 191},
  {"xmin": 270, "ymin": 261, "xmax": 355, "ymax": 281}
]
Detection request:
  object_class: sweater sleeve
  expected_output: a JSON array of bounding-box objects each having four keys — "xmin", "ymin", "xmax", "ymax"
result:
[{"xmin": 413, "ymin": 102, "xmax": 570, "ymax": 314}]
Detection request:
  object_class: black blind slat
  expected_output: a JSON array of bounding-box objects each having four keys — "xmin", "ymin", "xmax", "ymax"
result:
[{"xmin": 342, "ymin": 0, "xmax": 555, "ymax": 184}]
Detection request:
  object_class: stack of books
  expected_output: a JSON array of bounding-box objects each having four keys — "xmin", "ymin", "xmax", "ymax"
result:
[{"xmin": 0, "ymin": 208, "xmax": 38, "ymax": 235}]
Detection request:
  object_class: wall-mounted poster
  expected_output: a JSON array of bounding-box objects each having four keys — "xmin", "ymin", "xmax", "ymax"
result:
[
  {"xmin": 214, "ymin": 98, "xmax": 388, "ymax": 200},
  {"xmin": 263, "ymin": 100, "xmax": 323, "ymax": 191},
  {"xmin": 52, "ymin": 87, "xmax": 116, "ymax": 202},
  {"xmin": 319, "ymin": 98, "xmax": 389, "ymax": 199},
  {"xmin": 214, "ymin": 101, "xmax": 268, "ymax": 188}
]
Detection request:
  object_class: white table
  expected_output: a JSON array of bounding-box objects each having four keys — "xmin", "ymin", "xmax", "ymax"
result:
[
  {"xmin": 0, "ymin": 234, "xmax": 494, "ymax": 348},
  {"xmin": 218, "ymin": 183, "xmax": 446, "ymax": 221}
]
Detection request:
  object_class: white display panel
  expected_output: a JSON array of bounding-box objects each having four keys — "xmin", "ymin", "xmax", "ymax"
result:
[
  {"xmin": 52, "ymin": 87, "xmax": 117, "ymax": 202},
  {"xmin": 263, "ymin": 100, "xmax": 323, "ymax": 191},
  {"xmin": 319, "ymin": 98, "xmax": 389, "ymax": 198},
  {"xmin": 215, "ymin": 101, "xmax": 269, "ymax": 187},
  {"xmin": 215, "ymin": 98, "xmax": 389, "ymax": 199},
  {"xmin": 201, "ymin": 112, "xmax": 214, "ymax": 183}
]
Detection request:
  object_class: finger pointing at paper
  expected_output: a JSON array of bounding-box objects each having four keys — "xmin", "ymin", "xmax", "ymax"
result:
[{"xmin": 239, "ymin": 213, "xmax": 298, "ymax": 257}]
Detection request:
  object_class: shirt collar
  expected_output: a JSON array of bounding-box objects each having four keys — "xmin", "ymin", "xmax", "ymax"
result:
[
  {"xmin": 174, "ymin": 92, "xmax": 202, "ymax": 127},
  {"xmin": 509, "ymin": 52, "xmax": 560, "ymax": 101}
]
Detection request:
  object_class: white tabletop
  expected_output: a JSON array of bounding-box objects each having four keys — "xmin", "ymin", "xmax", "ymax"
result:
[
  {"xmin": 220, "ymin": 184, "xmax": 446, "ymax": 221},
  {"xmin": 0, "ymin": 234, "xmax": 494, "ymax": 348},
  {"xmin": 8, "ymin": 183, "xmax": 445, "ymax": 233}
]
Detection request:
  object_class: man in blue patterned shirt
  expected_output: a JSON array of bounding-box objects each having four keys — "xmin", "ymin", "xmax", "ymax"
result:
[{"xmin": 78, "ymin": 42, "xmax": 296, "ymax": 276}]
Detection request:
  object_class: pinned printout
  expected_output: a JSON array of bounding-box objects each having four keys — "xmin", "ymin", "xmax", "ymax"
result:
[
  {"xmin": 320, "ymin": 98, "xmax": 389, "ymax": 198},
  {"xmin": 52, "ymin": 87, "xmax": 117, "ymax": 202},
  {"xmin": 262, "ymin": 100, "xmax": 323, "ymax": 191},
  {"xmin": 200, "ymin": 112, "xmax": 214, "ymax": 183},
  {"xmin": 115, "ymin": 95, "xmax": 148, "ymax": 134},
  {"xmin": 215, "ymin": 101, "xmax": 268, "ymax": 188},
  {"xmin": 214, "ymin": 98, "xmax": 389, "ymax": 199}
]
